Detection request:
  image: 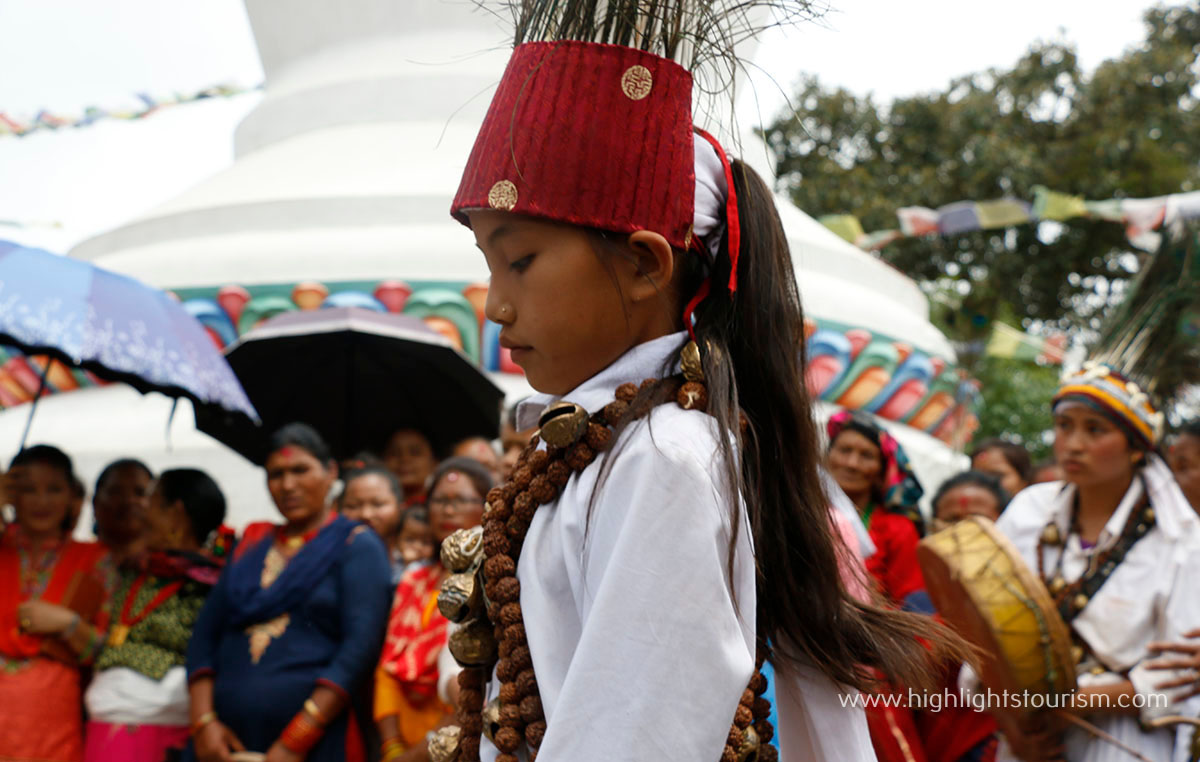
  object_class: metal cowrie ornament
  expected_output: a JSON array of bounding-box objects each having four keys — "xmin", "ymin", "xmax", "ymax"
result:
[
  {"xmin": 427, "ymin": 726, "xmax": 461, "ymax": 762},
  {"xmin": 1040, "ymin": 523, "xmax": 1062, "ymax": 546},
  {"xmin": 440, "ymin": 525, "xmax": 484, "ymax": 573},
  {"xmin": 438, "ymin": 571, "xmax": 481, "ymax": 623},
  {"xmin": 737, "ymin": 726, "xmax": 761, "ymax": 761},
  {"xmin": 481, "ymin": 698, "xmax": 503, "ymax": 744},
  {"xmin": 538, "ymin": 401, "xmax": 589, "ymax": 448},
  {"xmin": 448, "ymin": 617, "xmax": 498, "ymax": 666},
  {"xmin": 681, "ymin": 340, "xmax": 704, "ymax": 383}
]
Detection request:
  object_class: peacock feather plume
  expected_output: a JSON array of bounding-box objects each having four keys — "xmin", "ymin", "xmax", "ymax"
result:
[
  {"xmin": 1091, "ymin": 221, "xmax": 1200, "ymax": 411},
  {"xmin": 478, "ymin": 0, "xmax": 825, "ymax": 111}
]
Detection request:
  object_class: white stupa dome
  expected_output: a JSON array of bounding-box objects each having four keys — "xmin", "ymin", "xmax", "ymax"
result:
[{"xmin": 2, "ymin": 0, "xmax": 967, "ymax": 530}]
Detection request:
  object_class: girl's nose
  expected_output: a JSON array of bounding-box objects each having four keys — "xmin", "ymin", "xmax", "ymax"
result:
[{"xmin": 484, "ymin": 288, "xmax": 513, "ymax": 325}]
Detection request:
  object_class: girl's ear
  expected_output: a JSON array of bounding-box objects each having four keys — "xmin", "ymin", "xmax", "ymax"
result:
[{"xmin": 624, "ymin": 230, "xmax": 676, "ymax": 303}]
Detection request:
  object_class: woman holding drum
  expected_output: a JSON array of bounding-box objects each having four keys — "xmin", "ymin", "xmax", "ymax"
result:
[{"xmin": 972, "ymin": 366, "xmax": 1200, "ymax": 761}]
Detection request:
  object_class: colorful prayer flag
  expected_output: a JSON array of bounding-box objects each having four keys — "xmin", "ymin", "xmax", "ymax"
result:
[
  {"xmin": 975, "ymin": 199, "xmax": 1032, "ymax": 229},
  {"xmin": 859, "ymin": 229, "xmax": 903, "ymax": 250},
  {"xmin": 985, "ymin": 323, "xmax": 1064, "ymax": 364},
  {"xmin": 819, "ymin": 214, "xmax": 866, "ymax": 245},
  {"xmin": 1032, "ymin": 186, "xmax": 1088, "ymax": 222},
  {"xmin": 937, "ymin": 202, "xmax": 981, "ymax": 235},
  {"xmin": 897, "ymin": 207, "xmax": 939, "ymax": 236}
]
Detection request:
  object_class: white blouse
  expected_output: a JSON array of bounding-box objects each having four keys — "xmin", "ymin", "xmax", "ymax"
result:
[
  {"xmin": 478, "ymin": 332, "xmax": 875, "ymax": 761},
  {"xmin": 991, "ymin": 466, "xmax": 1200, "ymax": 762}
]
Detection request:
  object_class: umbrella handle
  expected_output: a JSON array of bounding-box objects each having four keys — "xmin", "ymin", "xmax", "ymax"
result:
[
  {"xmin": 18, "ymin": 362, "xmax": 49, "ymax": 451},
  {"xmin": 165, "ymin": 398, "xmax": 178, "ymax": 453}
]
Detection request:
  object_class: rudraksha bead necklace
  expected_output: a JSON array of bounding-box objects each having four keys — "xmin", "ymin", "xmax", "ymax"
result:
[{"xmin": 433, "ymin": 343, "xmax": 777, "ymax": 762}]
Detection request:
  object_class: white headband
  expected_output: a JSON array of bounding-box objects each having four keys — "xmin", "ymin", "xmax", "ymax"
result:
[{"xmin": 693, "ymin": 136, "xmax": 729, "ymax": 258}]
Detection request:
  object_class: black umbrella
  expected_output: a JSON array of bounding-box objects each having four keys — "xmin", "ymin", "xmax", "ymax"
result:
[{"xmin": 195, "ymin": 308, "xmax": 503, "ymax": 464}]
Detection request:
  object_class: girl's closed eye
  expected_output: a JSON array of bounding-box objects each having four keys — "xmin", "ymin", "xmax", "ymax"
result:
[{"xmin": 510, "ymin": 254, "xmax": 535, "ymax": 273}]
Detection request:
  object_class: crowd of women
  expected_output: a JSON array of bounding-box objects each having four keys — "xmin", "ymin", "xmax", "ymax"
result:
[
  {"xmin": 4, "ymin": 395, "xmax": 1198, "ymax": 762},
  {"xmin": 0, "ymin": 409, "xmax": 537, "ymax": 762}
]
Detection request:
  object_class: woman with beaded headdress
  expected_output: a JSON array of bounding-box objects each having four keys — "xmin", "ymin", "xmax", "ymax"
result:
[
  {"xmin": 965, "ymin": 225, "xmax": 1200, "ymax": 761},
  {"xmin": 425, "ymin": 2, "xmax": 967, "ymax": 761}
]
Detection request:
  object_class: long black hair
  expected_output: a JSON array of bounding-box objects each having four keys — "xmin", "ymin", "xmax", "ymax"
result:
[
  {"xmin": 592, "ymin": 159, "xmax": 963, "ymax": 691},
  {"xmin": 158, "ymin": 468, "xmax": 227, "ymax": 545},
  {"xmin": 267, "ymin": 422, "xmax": 334, "ymax": 465}
]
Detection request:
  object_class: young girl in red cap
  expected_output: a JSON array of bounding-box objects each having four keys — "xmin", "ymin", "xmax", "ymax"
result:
[{"xmin": 430, "ymin": 5, "xmax": 962, "ymax": 761}]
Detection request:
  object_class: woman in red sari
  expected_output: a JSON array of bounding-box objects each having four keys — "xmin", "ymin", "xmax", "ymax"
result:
[
  {"xmin": 0, "ymin": 445, "xmax": 112, "ymax": 762},
  {"xmin": 374, "ymin": 457, "xmax": 494, "ymax": 762}
]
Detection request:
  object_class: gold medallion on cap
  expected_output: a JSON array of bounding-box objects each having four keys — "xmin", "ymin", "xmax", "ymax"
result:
[
  {"xmin": 621, "ymin": 65, "xmax": 654, "ymax": 100},
  {"xmin": 488, "ymin": 180, "xmax": 518, "ymax": 211}
]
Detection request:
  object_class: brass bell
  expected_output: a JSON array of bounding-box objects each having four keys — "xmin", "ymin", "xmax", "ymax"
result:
[
  {"xmin": 1048, "ymin": 576, "xmax": 1067, "ymax": 595},
  {"xmin": 448, "ymin": 617, "xmax": 498, "ymax": 667},
  {"xmin": 1071, "ymin": 645, "xmax": 1084, "ymax": 664},
  {"xmin": 482, "ymin": 698, "xmax": 502, "ymax": 744},
  {"xmin": 1144, "ymin": 508, "xmax": 1155, "ymax": 522},
  {"xmin": 681, "ymin": 340, "xmax": 704, "ymax": 383},
  {"xmin": 737, "ymin": 725, "xmax": 761, "ymax": 762},
  {"xmin": 538, "ymin": 401, "xmax": 589, "ymax": 448},
  {"xmin": 438, "ymin": 571, "xmax": 480, "ymax": 623},
  {"xmin": 1040, "ymin": 523, "xmax": 1062, "ymax": 546},
  {"xmin": 428, "ymin": 725, "xmax": 461, "ymax": 762},
  {"xmin": 441, "ymin": 526, "xmax": 484, "ymax": 573},
  {"xmin": 1073, "ymin": 593, "xmax": 1089, "ymax": 611}
]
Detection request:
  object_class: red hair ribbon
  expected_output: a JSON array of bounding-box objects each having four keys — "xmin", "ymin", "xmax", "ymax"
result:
[
  {"xmin": 693, "ymin": 128, "xmax": 740, "ymax": 293},
  {"xmin": 682, "ymin": 129, "xmax": 740, "ymax": 341}
]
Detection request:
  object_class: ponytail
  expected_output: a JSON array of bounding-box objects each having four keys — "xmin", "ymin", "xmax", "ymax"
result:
[
  {"xmin": 584, "ymin": 159, "xmax": 965, "ymax": 690},
  {"xmin": 690, "ymin": 159, "xmax": 966, "ymax": 691}
]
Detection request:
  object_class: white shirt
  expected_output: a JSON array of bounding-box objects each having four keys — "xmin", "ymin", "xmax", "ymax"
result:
[
  {"xmin": 479, "ymin": 332, "xmax": 875, "ymax": 761},
  {"xmin": 991, "ymin": 471, "xmax": 1200, "ymax": 762}
]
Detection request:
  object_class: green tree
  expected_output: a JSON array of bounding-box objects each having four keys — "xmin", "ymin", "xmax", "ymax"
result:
[
  {"xmin": 765, "ymin": 4, "xmax": 1200, "ymax": 444},
  {"xmin": 971, "ymin": 358, "xmax": 1060, "ymax": 461}
]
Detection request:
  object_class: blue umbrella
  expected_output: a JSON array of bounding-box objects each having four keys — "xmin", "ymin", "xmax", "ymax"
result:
[{"xmin": 0, "ymin": 240, "xmax": 258, "ymax": 444}]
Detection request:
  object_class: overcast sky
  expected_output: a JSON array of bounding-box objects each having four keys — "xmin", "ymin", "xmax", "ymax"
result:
[{"xmin": 0, "ymin": 0, "xmax": 1163, "ymax": 254}]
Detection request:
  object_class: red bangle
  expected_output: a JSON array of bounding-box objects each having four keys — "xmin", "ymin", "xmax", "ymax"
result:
[{"xmin": 280, "ymin": 711, "xmax": 324, "ymax": 755}]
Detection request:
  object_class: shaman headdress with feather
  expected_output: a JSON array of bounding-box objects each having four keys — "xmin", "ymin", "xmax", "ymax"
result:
[
  {"xmin": 1054, "ymin": 222, "xmax": 1200, "ymax": 449},
  {"xmin": 452, "ymin": 0, "xmax": 820, "ymax": 305}
]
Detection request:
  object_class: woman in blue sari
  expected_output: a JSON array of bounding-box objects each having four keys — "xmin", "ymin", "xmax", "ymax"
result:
[{"xmin": 186, "ymin": 423, "xmax": 393, "ymax": 762}]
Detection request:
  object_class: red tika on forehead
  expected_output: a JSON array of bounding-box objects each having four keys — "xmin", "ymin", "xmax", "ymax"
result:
[{"xmin": 451, "ymin": 41, "xmax": 696, "ymax": 250}]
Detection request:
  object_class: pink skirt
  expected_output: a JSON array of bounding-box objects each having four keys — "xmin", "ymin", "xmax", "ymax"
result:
[{"xmin": 83, "ymin": 721, "xmax": 188, "ymax": 762}]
